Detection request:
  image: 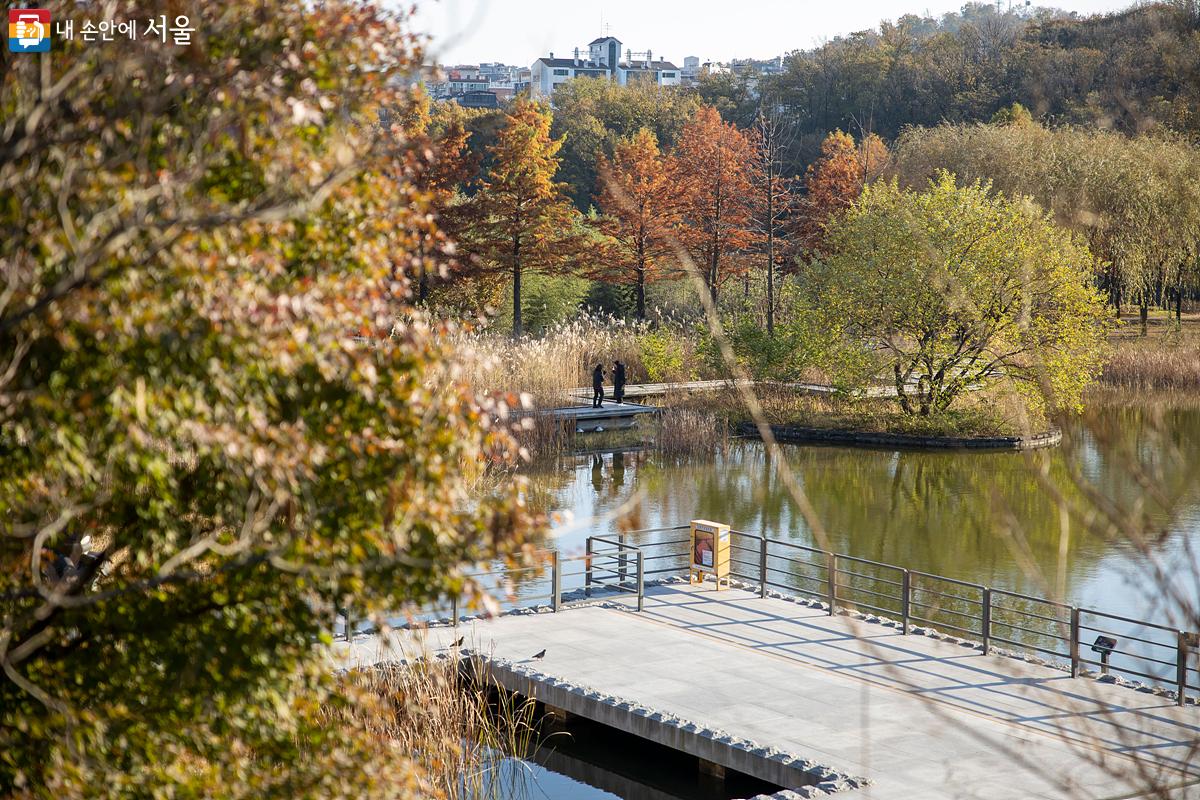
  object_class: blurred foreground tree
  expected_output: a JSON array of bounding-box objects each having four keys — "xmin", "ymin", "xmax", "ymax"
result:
[
  {"xmin": 0, "ymin": 1, "xmax": 539, "ymax": 796},
  {"xmin": 806, "ymin": 174, "xmax": 1110, "ymax": 415}
]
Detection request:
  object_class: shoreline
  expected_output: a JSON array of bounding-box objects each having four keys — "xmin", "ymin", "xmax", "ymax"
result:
[{"xmin": 735, "ymin": 421, "xmax": 1063, "ymax": 451}]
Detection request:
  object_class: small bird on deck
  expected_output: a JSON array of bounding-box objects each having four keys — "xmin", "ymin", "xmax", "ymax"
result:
[
  {"xmin": 450, "ymin": 636, "xmax": 464, "ymax": 648},
  {"xmin": 531, "ymin": 649, "xmax": 546, "ymax": 660}
]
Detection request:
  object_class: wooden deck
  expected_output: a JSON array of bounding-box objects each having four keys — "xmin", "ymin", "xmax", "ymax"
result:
[
  {"xmin": 543, "ymin": 401, "xmax": 660, "ymax": 433},
  {"xmin": 567, "ymin": 379, "xmax": 911, "ymax": 401}
]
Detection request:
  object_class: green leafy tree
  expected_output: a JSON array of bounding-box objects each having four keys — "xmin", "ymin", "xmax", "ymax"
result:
[
  {"xmin": 0, "ymin": 2, "xmax": 539, "ymax": 796},
  {"xmin": 808, "ymin": 174, "xmax": 1109, "ymax": 415}
]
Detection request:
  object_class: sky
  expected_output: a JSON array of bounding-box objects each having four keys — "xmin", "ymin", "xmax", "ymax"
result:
[{"xmin": 407, "ymin": 0, "xmax": 1134, "ymax": 67}]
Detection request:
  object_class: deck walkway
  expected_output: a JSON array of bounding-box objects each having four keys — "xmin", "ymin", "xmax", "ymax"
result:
[
  {"xmin": 341, "ymin": 583, "xmax": 1200, "ymax": 800},
  {"xmin": 567, "ymin": 379, "xmax": 912, "ymax": 402}
]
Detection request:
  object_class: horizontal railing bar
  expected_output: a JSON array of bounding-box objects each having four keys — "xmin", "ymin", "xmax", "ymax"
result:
[
  {"xmin": 989, "ymin": 618, "xmax": 1070, "ymax": 643},
  {"xmin": 641, "ymin": 552, "xmax": 687, "ymax": 562},
  {"xmin": 634, "ymin": 537, "xmax": 692, "ymax": 547},
  {"xmin": 1080, "ymin": 608, "xmax": 1180, "ymax": 634},
  {"xmin": 836, "ymin": 583, "xmax": 901, "ymax": 605},
  {"xmin": 730, "ymin": 530, "xmax": 764, "ymax": 541},
  {"xmin": 588, "ymin": 579, "xmax": 635, "ymax": 593},
  {"xmin": 765, "ymin": 566, "xmax": 826, "ymax": 585},
  {"xmin": 765, "ymin": 540, "xmax": 827, "ymax": 557},
  {"xmin": 908, "ymin": 615, "xmax": 979, "ymax": 638},
  {"xmin": 910, "ymin": 570, "xmax": 986, "ymax": 591},
  {"xmin": 990, "ymin": 587, "xmax": 1074, "ymax": 611},
  {"xmin": 1077, "ymin": 624, "xmax": 1178, "ymax": 650},
  {"xmin": 835, "ymin": 553, "xmax": 907, "ymax": 573},
  {"xmin": 626, "ymin": 525, "xmax": 692, "ymax": 534},
  {"xmin": 765, "ymin": 552, "xmax": 829, "ymax": 571},
  {"xmin": 907, "ymin": 600, "xmax": 984, "ymax": 623},
  {"xmin": 730, "ymin": 557, "xmax": 759, "ymax": 571},
  {"xmin": 988, "ymin": 634, "xmax": 1070, "ymax": 661},
  {"xmin": 910, "ymin": 586, "xmax": 984, "ymax": 605},
  {"xmin": 990, "ymin": 605, "xmax": 1072, "ymax": 626},
  {"xmin": 835, "ymin": 566, "xmax": 905, "ymax": 588}
]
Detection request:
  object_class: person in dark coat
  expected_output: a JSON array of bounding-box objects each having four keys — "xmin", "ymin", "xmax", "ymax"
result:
[
  {"xmin": 592, "ymin": 364, "xmax": 605, "ymax": 408},
  {"xmin": 613, "ymin": 360, "xmax": 626, "ymax": 404}
]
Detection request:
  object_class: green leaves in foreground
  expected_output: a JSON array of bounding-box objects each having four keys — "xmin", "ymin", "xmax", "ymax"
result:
[{"xmin": 0, "ymin": 1, "xmax": 540, "ymax": 797}]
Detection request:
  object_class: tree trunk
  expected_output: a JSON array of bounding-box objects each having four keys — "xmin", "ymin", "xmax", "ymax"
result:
[
  {"xmin": 894, "ymin": 363, "xmax": 913, "ymax": 415},
  {"xmin": 636, "ymin": 264, "xmax": 646, "ymax": 321},
  {"xmin": 1176, "ymin": 286, "xmax": 1183, "ymax": 324},
  {"xmin": 512, "ymin": 235, "xmax": 522, "ymax": 339},
  {"xmin": 766, "ymin": 164, "xmax": 775, "ymax": 337},
  {"xmin": 709, "ymin": 246, "xmax": 720, "ymax": 306}
]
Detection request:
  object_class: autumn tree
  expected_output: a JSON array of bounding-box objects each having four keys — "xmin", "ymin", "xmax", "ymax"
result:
[
  {"xmin": 807, "ymin": 174, "xmax": 1109, "ymax": 415},
  {"xmin": 0, "ymin": 1, "xmax": 539, "ymax": 795},
  {"xmin": 672, "ymin": 106, "xmax": 757, "ymax": 304},
  {"xmin": 468, "ymin": 97, "xmax": 580, "ymax": 337},
  {"xmin": 595, "ymin": 128, "xmax": 678, "ymax": 320},
  {"xmin": 795, "ymin": 130, "xmax": 869, "ymax": 257}
]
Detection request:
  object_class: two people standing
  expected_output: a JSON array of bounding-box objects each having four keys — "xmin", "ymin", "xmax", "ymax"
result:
[{"xmin": 591, "ymin": 360, "xmax": 627, "ymax": 408}]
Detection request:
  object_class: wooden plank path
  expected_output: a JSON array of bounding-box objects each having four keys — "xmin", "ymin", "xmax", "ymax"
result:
[
  {"xmin": 340, "ymin": 583, "xmax": 1200, "ymax": 800},
  {"xmin": 567, "ymin": 379, "xmax": 911, "ymax": 402},
  {"xmin": 542, "ymin": 400, "xmax": 660, "ymax": 432}
]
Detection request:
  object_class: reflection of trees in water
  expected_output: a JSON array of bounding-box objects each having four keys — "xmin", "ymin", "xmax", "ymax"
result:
[{"xmin": 520, "ymin": 407, "xmax": 1200, "ymax": 613}]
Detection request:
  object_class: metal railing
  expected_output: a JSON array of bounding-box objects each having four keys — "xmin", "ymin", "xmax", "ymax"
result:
[
  {"xmin": 402, "ymin": 523, "xmax": 1196, "ymax": 705},
  {"xmin": 612, "ymin": 524, "xmax": 1197, "ymax": 706}
]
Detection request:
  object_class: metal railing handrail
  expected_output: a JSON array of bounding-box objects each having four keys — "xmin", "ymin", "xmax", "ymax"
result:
[{"xmin": 611, "ymin": 524, "xmax": 1197, "ymax": 705}]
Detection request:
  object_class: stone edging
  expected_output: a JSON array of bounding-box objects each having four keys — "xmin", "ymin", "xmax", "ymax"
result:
[
  {"xmin": 469, "ymin": 652, "xmax": 869, "ymax": 797},
  {"xmin": 737, "ymin": 422, "xmax": 1062, "ymax": 451}
]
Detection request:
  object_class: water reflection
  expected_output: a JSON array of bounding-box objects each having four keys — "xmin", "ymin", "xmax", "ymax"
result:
[{"xmin": 530, "ymin": 406, "xmax": 1200, "ymax": 628}]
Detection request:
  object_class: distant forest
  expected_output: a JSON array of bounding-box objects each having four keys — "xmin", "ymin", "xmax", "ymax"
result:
[
  {"xmin": 449, "ymin": 1, "xmax": 1200, "ymax": 193},
  {"xmin": 703, "ymin": 0, "xmax": 1200, "ymax": 170}
]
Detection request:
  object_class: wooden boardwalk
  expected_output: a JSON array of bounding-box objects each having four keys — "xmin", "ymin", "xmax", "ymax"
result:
[
  {"xmin": 343, "ymin": 583, "xmax": 1200, "ymax": 800},
  {"xmin": 566, "ymin": 379, "xmax": 912, "ymax": 402},
  {"xmin": 542, "ymin": 400, "xmax": 660, "ymax": 432}
]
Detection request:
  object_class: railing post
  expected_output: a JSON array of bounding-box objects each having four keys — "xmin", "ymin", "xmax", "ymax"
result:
[
  {"xmin": 826, "ymin": 552, "xmax": 837, "ymax": 616},
  {"xmin": 636, "ymin": 551, "xmax": 645, "ymax": 613},
  {"xmin": 619, "ymin": 533, "xmax": 628, "ymax": 590},
  {"xmin": 759, "ymin": 535, "xmax": 768, "ymax": 598},
  {"xmin": 551, "ymin": 550, "xmax": 561, "ymax": 612},
  {"xmin": 1177, "ymin": 631, "xmax": 1188, "ymax": 707},
  {"xmin": 585, "ymin": 537, "xmax": 593, "ymax": 599},
  {"xmin": 981, "ymin": 588, "xmax": 992, "ymax": 656},
  {"xmin": 901, "ymin": 570, "xmax": 910, "ymax": 635},
  {"xmin": 1070, "ymin": 607, "xmax": 1081, "ymax": 678},
  {"xmin": 452, "ymin": 594, "xmax": 458, "ymax": 625}
]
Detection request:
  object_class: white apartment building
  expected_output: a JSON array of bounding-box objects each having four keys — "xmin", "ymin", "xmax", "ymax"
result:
[{"xmin": 530, "ymin": 36, "xmax": 681, "ymax": 99}]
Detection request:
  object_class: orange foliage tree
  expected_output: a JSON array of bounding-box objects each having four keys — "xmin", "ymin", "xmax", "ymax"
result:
[
  {"xmin": 467, "ymin": 97, "xmax": 580, "ymax": 337},
  {"xmin": 795, "ymin": 130, "xmax": 888, "ymax": 258},
  {"xmin": 595, "ymin": 128, "xmax": 678, "ymax": 320},
  {"xmin": 672, "ymin": 106, "xmax": 757, "ymax": 303}
]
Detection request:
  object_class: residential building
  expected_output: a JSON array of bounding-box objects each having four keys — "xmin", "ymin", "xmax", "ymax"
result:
[{"xmin": 529, "ymin": 35, "xmax": 681, "ymax": 99}]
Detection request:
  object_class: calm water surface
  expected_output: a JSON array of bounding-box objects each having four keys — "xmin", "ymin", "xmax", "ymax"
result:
[{"xmin": 527, "ymin": 405, "xmax": 1200, "ymax": 629}]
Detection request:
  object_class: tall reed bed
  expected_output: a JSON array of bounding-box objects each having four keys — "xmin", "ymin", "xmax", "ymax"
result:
[
  {"xmin": 1101, "ymin": 333, "xmax": 1200, "ymax": 391},
  {"xmin": 331, "ymin": 657, "xmax": 540, "ymax": 800}
]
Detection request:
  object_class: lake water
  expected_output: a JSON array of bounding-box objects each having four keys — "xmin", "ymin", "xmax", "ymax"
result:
[
  {"xmin": 474, "ymin": 404, "xmax": 1199, "ymax": 800},
  {"xmin": 523, "ymin": 403, "xmax": 1200, "ymax": 650}
]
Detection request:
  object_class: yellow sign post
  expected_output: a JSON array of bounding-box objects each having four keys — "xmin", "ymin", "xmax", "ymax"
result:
[{"xmin": 689, "ymin": 519, "xmax": 731, "ymax": 590}]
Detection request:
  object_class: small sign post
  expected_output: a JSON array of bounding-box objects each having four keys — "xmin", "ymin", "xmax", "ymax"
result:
[{"xmin": 689, "ymin": 519, "xmax": 731, "ymax": 590}]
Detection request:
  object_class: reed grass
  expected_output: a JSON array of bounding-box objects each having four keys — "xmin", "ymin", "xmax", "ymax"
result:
[
  {"xmin": 330, "ymin": 657, "xmax": 541, "ymax": 800},
  {"xmin": 655, "ymin": 404, "xmax": 729, "ymax": 457},
  {"xmin": 1100, "ymin": 333, "xmax": 1200, "ymax": 391}
]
